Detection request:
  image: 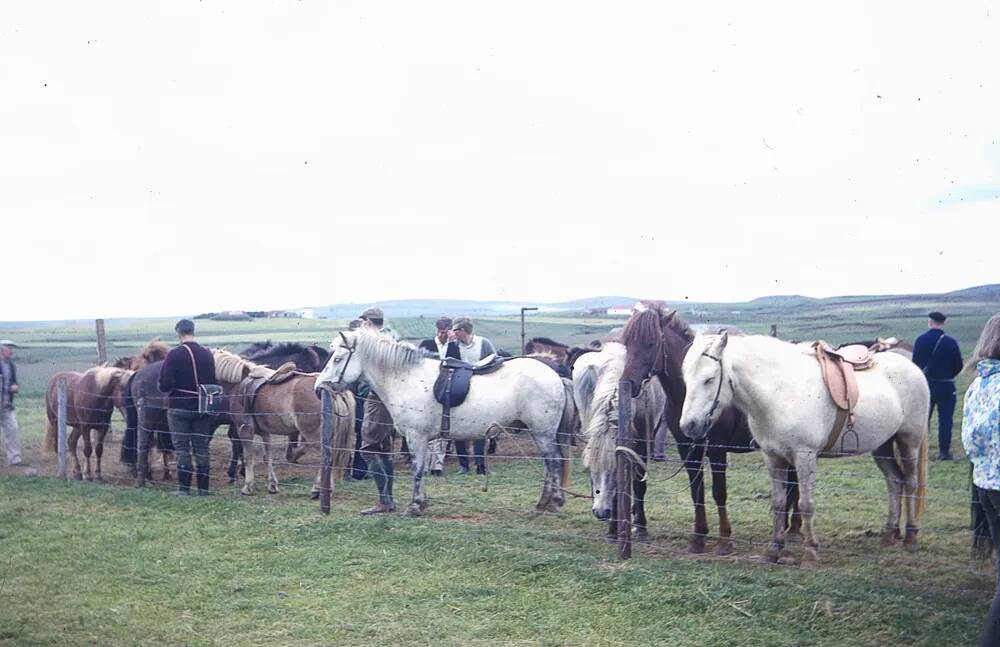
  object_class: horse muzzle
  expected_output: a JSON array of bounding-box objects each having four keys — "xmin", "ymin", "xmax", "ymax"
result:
[{"xmin": 592, "ymin": 507, "xmax": 612, "ymax": 521}]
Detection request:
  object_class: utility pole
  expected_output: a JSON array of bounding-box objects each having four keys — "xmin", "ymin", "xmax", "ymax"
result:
[{"xmin": 520, "ymin": 307, "xmax": 538, "ymax": 356}]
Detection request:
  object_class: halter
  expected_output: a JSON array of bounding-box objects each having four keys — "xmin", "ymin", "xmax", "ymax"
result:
[
  {"xmin": 700, "ymin": 350, "xmax": 728, "ymax": 426},
  {"xmin": 333, "ymin": 332, "xmax": 357, "ymax": 385}
]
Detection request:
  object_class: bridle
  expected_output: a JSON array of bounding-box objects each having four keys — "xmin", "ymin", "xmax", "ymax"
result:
[
  {"xmin": 699, "ymin": 350, "xmax": 729, "ymax": 427},
  {"xmin": 332, "ymin": 331, "xmax": 357, "ymax": 386}
]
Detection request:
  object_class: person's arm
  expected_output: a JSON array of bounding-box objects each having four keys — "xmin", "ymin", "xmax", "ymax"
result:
[
  {"xmin": 480, "ymin": 338, "xmax": 496, "ymax": 359},
  {"xmin": 158, "ymin": 352, "xmax": 176, "ymax": 393},
  {"xmin": 8, "ymin": 362, "xmax": 16, "ymax": 393},
  {"xmin": 948, "ymin": 338, "xmax": 964, "ymax": 378},
  {"xmin": 911, "ymin": 335, "xmax": 929, "ymax": 369}
]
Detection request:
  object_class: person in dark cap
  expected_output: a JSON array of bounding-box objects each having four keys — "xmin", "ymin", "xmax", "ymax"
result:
[
  {"xmin": 913, "ymin": 311, "xmax": 964, "ymax": 460},
  {"xmin": 158, "ymin": 319, "xmax": 217, "ymax": 494},
  {"xmin": 355, "ymin": 307, "xmax": 402, "ymax": 514}
]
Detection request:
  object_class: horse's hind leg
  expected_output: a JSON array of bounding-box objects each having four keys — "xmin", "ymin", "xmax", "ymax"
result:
[
  {"xmin": 761, "ymin": 453, "xmax": 793, "ymax": 564},
  {"xmin": 240, "ymin": 430, "xmax": 259, "ymax": 496},
  {"xmin": 896, "ymin": 431, "xmax": 924, "ymax": 551},
  {"xmin": 708, "ymin": 448, "xmax": 734, "ymax": 556},
  {"xmin": 263, "ymin": 433, "xmax": 279, "ymax": 494},
  {"xmin": 94, "ymin": 429, "xmax": 108, "ymax": 482},
  {"xmin": 789, "ymin": 451, "xmax": 819, "ymax": 568},
  {"xmin": 403, "ymin": 436, "xmax": 429, "ymax": 517},
  {"xmin": 81, "ymin": 429, "xmax": 94, "ymax": 481},
  {"xmin": 69, "ymin": 429, "xmax": 83, "ymax": 480},
  {"xmin": 536, "ymin": 438, "xmax": 564, "ymax": 514},
  {"xmin": 872, "ymin": 438, "xmax": 904, "ymax": 546},
  {"xmin": 785, "ymin": 468, "xmax": 803, "ymax": 542}
]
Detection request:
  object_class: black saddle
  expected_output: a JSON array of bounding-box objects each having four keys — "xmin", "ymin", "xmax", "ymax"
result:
[{"xmin": 432, "ymin": 355, "xmax": 506, "ymax": 432}]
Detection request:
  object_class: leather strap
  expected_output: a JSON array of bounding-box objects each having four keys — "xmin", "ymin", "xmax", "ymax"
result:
[{"xmin": 179, "ymin": 343, "xmax": 200, "ymax": 395}]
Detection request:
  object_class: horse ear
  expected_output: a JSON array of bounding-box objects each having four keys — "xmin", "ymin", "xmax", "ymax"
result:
[
  {"xmin": 719, "ymin": 331, "xmax": 729, "ymax": 349},
  {"xmin": 664, "ymin": 310, "xmax": 677, "ymax": 325}
]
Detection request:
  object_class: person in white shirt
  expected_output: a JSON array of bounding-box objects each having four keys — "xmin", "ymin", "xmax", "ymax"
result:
[{"xmin": 450, "ymin": 317, "xmax": 497, "ymax": 475}]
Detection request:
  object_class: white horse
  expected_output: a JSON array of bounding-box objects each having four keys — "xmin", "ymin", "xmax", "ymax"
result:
[
  {"xmin": 578, "ymin": 342, "xmax": 666, "ymax": 538},
  {"xmin": 679, "ymin": 333, "xmax": 929, "ymax": 566},
  {"xmin": 315, "ymin": 329, "xmax": 573, "ymax": 516}
]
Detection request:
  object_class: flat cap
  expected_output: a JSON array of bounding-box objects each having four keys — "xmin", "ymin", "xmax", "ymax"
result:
[
  {"xmin": 928, "ymin": 311, "xmax": 947, "ymax": 323},
  {"xmin": 359, "ymin": 307, "xmax": 384, "ymax": 320},
  {"xmin": 0, "ymin": 340, "xmax": 18, "ymax": 347}
]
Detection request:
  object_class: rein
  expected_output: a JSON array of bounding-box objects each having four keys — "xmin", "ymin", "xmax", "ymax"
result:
[
  {"xmin": 700, "ymin": 350, "xmax": 727, "ymax": 426},
  {"xmin": 334, "ymin": 332, "xmax": 356, "ymax": 386}
]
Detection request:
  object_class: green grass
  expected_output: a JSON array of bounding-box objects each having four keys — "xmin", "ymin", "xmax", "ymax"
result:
[{"xmin": 1, "ymin": 297, "xmax": 998, "ymax": 646}]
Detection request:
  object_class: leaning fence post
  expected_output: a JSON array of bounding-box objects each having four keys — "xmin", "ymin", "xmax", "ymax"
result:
[
  {"xmin": 57, "ymin": 376, "xmax": 68, "ymax": 480},
  {"xmin": 95, "ymin": 318, "xmax": 107, "ymax": 365},
  {"xmin": 615, "ymin": 380, "xmax": 633, "ymax": 560},
  {"xmin": 319, "ymin": 389, "xmax": 334, "ymax": 514}
]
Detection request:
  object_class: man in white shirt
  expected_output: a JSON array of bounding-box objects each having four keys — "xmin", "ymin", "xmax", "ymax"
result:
[{"xmin": 451, "ymin": 317, "xmax": 497, "ymax": 475}]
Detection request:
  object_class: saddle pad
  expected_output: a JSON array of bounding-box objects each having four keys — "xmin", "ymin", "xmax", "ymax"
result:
[{"xmin": 813, "ymin": 344, "xmax": 859, "ymax": 413}]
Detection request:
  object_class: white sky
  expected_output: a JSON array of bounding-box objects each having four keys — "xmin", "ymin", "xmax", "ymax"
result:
[{"xmin": 2, "ymin": 2, "xmax": 998, "ymax": 320}]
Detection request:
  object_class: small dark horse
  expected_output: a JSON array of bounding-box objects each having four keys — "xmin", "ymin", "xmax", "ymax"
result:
[
  {"xmin": 621, "ymin": 307, "xmax": 801, "ymax": 554},
  {"xmin": 124, "ymin": 360, "xmax": 244, "ymax": 485}
]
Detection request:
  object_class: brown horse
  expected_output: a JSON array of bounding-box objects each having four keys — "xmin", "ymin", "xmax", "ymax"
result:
[
  {"xmin": 212, "ymin": 350, "xmax": 355, "ymax": 497},
  {"xmin": 44, "ymin": 366, "xmax": 132, "ymax": 481},
  {"xmin": 621, "ymin": 306, "xmax": 801, "ymax": 554}
]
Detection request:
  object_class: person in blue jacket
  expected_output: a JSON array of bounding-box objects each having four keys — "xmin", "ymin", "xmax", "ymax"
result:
[
  {"xmin": 961, "ymin": 313, "xmax": 1000, "ymax": 646},
  {"xmin": 912, "ymin": 311, "xmax": 964, "ymax": 460}
]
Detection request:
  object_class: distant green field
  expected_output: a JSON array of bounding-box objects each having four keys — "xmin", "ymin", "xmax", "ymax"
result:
[{"xmin": 1, "ymin": 294, "xmax": 998, "ymax": 646}]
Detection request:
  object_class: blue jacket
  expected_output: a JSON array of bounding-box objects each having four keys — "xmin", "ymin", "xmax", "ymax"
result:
[
  {"xmin": 912, "ymin": 329, "xmax": 963, "ymax": 381},
  {"xmin": 962, "ymin": 359, "xmax": 1000, "ymax": 490}
]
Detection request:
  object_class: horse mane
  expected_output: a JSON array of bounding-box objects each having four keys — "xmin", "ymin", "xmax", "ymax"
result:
[
  {"xmin": 582, "ymin": 344, "xmax": 627, "ymax": 474},
  {"xmin": 212, "ymin": 348, "xmax": 268, "ymax": 384},
  {"xmin": 246, "ymin": 341, "xmax": 308, "ymax": 357},
  {"xmin": 82, "ymin": 366, "xmax": 130, "ymax": 392},
  {"xmin": 354, "ymin": 331, "xmax": 425, "ymax": 372},
  {"xmin": 133, "ymin": 339, "xmax": 170, "ymax": 370},
  {"xmin": 623, "ymin": 306, "xmax": 695, "ymax": 348},
  {"xmin": 529, "ymin": 337, "xmax": 569, "ymax": 349}
]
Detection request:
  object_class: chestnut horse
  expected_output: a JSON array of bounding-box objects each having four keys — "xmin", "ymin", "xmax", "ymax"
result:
[
  {"xmin": 621, "ymin": 306, "xmax": 801, "ymax": 554},
  {"xmin": 44, "ymin": 366, "xmax": 132, "ymax": 481}
]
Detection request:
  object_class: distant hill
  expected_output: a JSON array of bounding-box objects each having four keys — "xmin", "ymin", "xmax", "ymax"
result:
[
  {"xmin": 310, "ymin": 296, "xmax": 641, "ymax": 319},
  {"xmin": 946, "ymin": 284, "xmax": 1000, "ymax": 298},
  {"xmin": 747, "ymin": 295, "xmax": 821, "ymax": 307}
]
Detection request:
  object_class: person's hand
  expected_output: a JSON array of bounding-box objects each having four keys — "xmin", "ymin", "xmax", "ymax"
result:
[
  {"xmin": 447, "ymin": 331, "xmax": 458, "ymax": 342},
  {"xmin": 8, "ymin": 384, "xmax": 17, "ymax": 394}
]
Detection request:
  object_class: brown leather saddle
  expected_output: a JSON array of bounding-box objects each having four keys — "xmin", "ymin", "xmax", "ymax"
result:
[
  {"xmin": 812, "ymin": 341, "xmax": 875, "ymax": 454},
  {"xmin": 232, "ymin": 362, "xmax": 301, "ymax": 432},
  {"xmin": 432, "ymin": 355, "xmax": 506, "ymax": 433}
]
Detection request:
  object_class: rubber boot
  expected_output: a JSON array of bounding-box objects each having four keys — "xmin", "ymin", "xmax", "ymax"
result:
[
  {"xmin": 175, "ymin": 463, "xmax": 192, "ymax": 495},
  {"xmin": 196, "ymin": 465, "xmax": 211, "ymax": 496}
]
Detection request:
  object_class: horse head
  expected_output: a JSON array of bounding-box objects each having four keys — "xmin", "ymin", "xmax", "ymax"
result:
[
  {"xmin": 679, "ymin": 332, "xmax": 732, "ymax": 440},
  {"xmin": 622, "ymin": 306, "xmax": 688, "ymax": 400},
  {"xmin": 315, "ymin": 330, "xmax": 363, "ymax": 393}
]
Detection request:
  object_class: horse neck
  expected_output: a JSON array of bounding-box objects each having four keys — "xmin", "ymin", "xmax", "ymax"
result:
[
  {"xmin": 724, "ymin": 338, "xmax": 785, "ymax": 427},
  {"xmin": 355, "ymin": 345, "xmax": 426, "ymax": 402}
]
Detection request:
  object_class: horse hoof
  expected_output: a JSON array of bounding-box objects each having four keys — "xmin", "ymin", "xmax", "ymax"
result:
[
  {"xmin": 268, "ymin": 486, "xmax": 279, "ymax": 495},
  {"xmin": 688, "ymin": 538, "xmax": 707, "ymax": 554},
  {"xmin": 73, "ymin": 473, "xmax": 83, "ymax": 481},
  {"xmin": 240, "ymin": 488, "xmax": 253, "ymax": 496},
  {"xmin": 800, "ymin": 559, "xmax": 818, "ymax": 570},
  {"xmin": 402, "ymin": 506, "xmax": 422, "ymax": 518},
  {"xmin": 715, "ymin": 541, "xmax": 735, "ymax": 556},
  {"xmin": 309, "ymin": 491, "xmax": 320, "ymax": 501},
  {"xmin": 801, "ymin": 547, "xmax": 819, "ymax": 567},
  {"xmin": 903, "ymin": 540, "xmax": 919, "ymax": 553},
  {"xmin": 759, "ymin": 552, "xmax": 780, "ymax": 564},
  {"xmin": 785, "ymin": 531, "xmax": 803, "ymax": 544},
  {"xmin": 135, "ymin": 481, "xmax": 146, "ymax": 489},
  {"xmin": 880, "ymin": 531, "xmax": 899, "ymax": 547},
  {"xmin": 634, "ymin": 530, "xmax": 650, "ymax": 544}
]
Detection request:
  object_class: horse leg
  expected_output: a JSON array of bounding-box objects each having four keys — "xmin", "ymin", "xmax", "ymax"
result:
[
  {"xmin": 872, "ymin": 439, "xmax": 904, "ymax": 546},
  {"xmin": 404, "ymin": 435, "xmax": 429, "ymax": 517},
  {"xmin": 81, "ymin": 429, "xmax": 94, "ymax": 481},
  {"xmin": 69, "ymin": 429, "xmax": 83, "ymax": 480},
  {"xmin": 790, "ymin": 451, "xmax": 819, "ymax": 568},
  {"xmin": 785, "ymin": 468, "xmax": 803, "ymax": 542},
  {"xmin": 263, "ymin": 433, "xmax": 279, "ymax": 494},
  {"xmin": 94, "ymin": 429, "xmax": 107, "ymax": 482},
  {"xmin": 680, "ymin": 441, "xmax": 709, "ymax": 553},
  {"xmin": 239, "ymin": 429, "xmax": 258, "ymax": 496},
  {"xmin": 632, "ymin": 432, "xmax": 651, "ymax": 542},
  {"xmin": 761, "ymin": 453, "xmax": 792, "ymax": 564},
  {"xmin": 285, "ymin": 432, "xmax": 298, "ymax": 463},
  {"xmin": 536, "ymin": 436, "xmax": 564, "ymax": 514},
  {"xmin": 896, "ymin": 432, "xmax": 924, "ymax": 551},
  {"xmin": 227, "ymin": 425, "xmax": 241, "ymax": 484},
  {"xmin": 708, "ymin": 448, "xmax": 734, "ymax": 556},
  {"xmin": 162, "ymin": 446, "xmax": 173, "ymax": 482}
]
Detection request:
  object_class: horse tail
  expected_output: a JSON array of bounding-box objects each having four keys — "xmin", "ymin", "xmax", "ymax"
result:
[
  {"xmin": 558, "ymin": 378, "xmax": 577, "ymax": 488},
  {"xmin": 915, "ymin": 424, "xmax": 929, "ymax": 524},
  {"xmin": 331, "ymin": 393, "xmax": 356, "ymax": 481},
  {"xmin": 44, "ymin": 379, "xmax": 58, "ymax": 452}
]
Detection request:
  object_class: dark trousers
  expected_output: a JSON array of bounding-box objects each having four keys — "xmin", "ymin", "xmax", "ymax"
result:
[
  {"xmin": 351, "ymin": 394, "xmax": 369, "ymax": 480},
  {"xmin": 928, "ymin": 380, "xmax": 957, "ymax": 456},
  {"xmin": 168, "ymin": 409, "xmax": 212, "ymax": 473},
  {"xmin": 454, "ymin": 439, "xmax": 486, "ymax": 470},
  {"xmin": 976, "ymin": 487, "xmax": 1000, "ymax": 646}
]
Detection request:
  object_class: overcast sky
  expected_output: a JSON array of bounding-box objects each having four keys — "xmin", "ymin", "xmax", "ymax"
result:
[{"xmin": 2, "ymin": 2, "xmax": 998, "ymax": 320}]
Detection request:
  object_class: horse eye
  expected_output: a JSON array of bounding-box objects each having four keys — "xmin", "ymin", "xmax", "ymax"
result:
[
  {"xmin": 705, "ymin": 376, "xmax": 715, "ymax": 384},
  {"xmin": 595, "ymin": 489, "xmax": 601, "ymax": 495}
]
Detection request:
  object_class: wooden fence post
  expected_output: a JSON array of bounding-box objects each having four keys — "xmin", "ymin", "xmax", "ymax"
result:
[
  {"xmin": 57, "ymin": 376, "xmax": 68, "ymax": 480},
  {"xmin": 95, "ymin": 319, "xmax": 107, "ymax": 365},
  {"xmin": 615, "ymin": 380, "xmax": 633, "ymax": 560},
  {"xmin": 319, "ymin": 389, "xmax": 333, "ymax": 514}
]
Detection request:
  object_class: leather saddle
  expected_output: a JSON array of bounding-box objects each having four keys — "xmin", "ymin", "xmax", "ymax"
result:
[
  {"xmin": 432, "ymin": 355, "xmax": 506, "ymax": 432},
  {"xmin": 812, "ymin": 341, "xmax": 875, "ymax": 454},
  {"xmin": 233, "ymin": 362, "xmax": 301, "ymax": 432}
]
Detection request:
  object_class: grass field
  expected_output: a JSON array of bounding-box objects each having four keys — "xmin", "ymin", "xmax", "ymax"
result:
[{"xmin": 1, "ymin": 298, "xmax": 998, "ymax": 646}]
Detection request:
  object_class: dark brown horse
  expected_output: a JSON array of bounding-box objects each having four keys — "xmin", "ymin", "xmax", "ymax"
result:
[{"xmin": 621, "ymin": 306, "xmax": 801, "ymax": 554}]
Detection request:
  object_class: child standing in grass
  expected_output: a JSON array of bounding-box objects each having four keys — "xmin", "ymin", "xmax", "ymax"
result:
[{"xmin": 961, "ymin": 313, "xmax": 1000, "ymax": 646}]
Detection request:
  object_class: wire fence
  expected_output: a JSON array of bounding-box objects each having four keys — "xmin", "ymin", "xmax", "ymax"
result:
[{"xmin": 22, "ymin": 373, "xmax": 992, "ymax": 598}]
